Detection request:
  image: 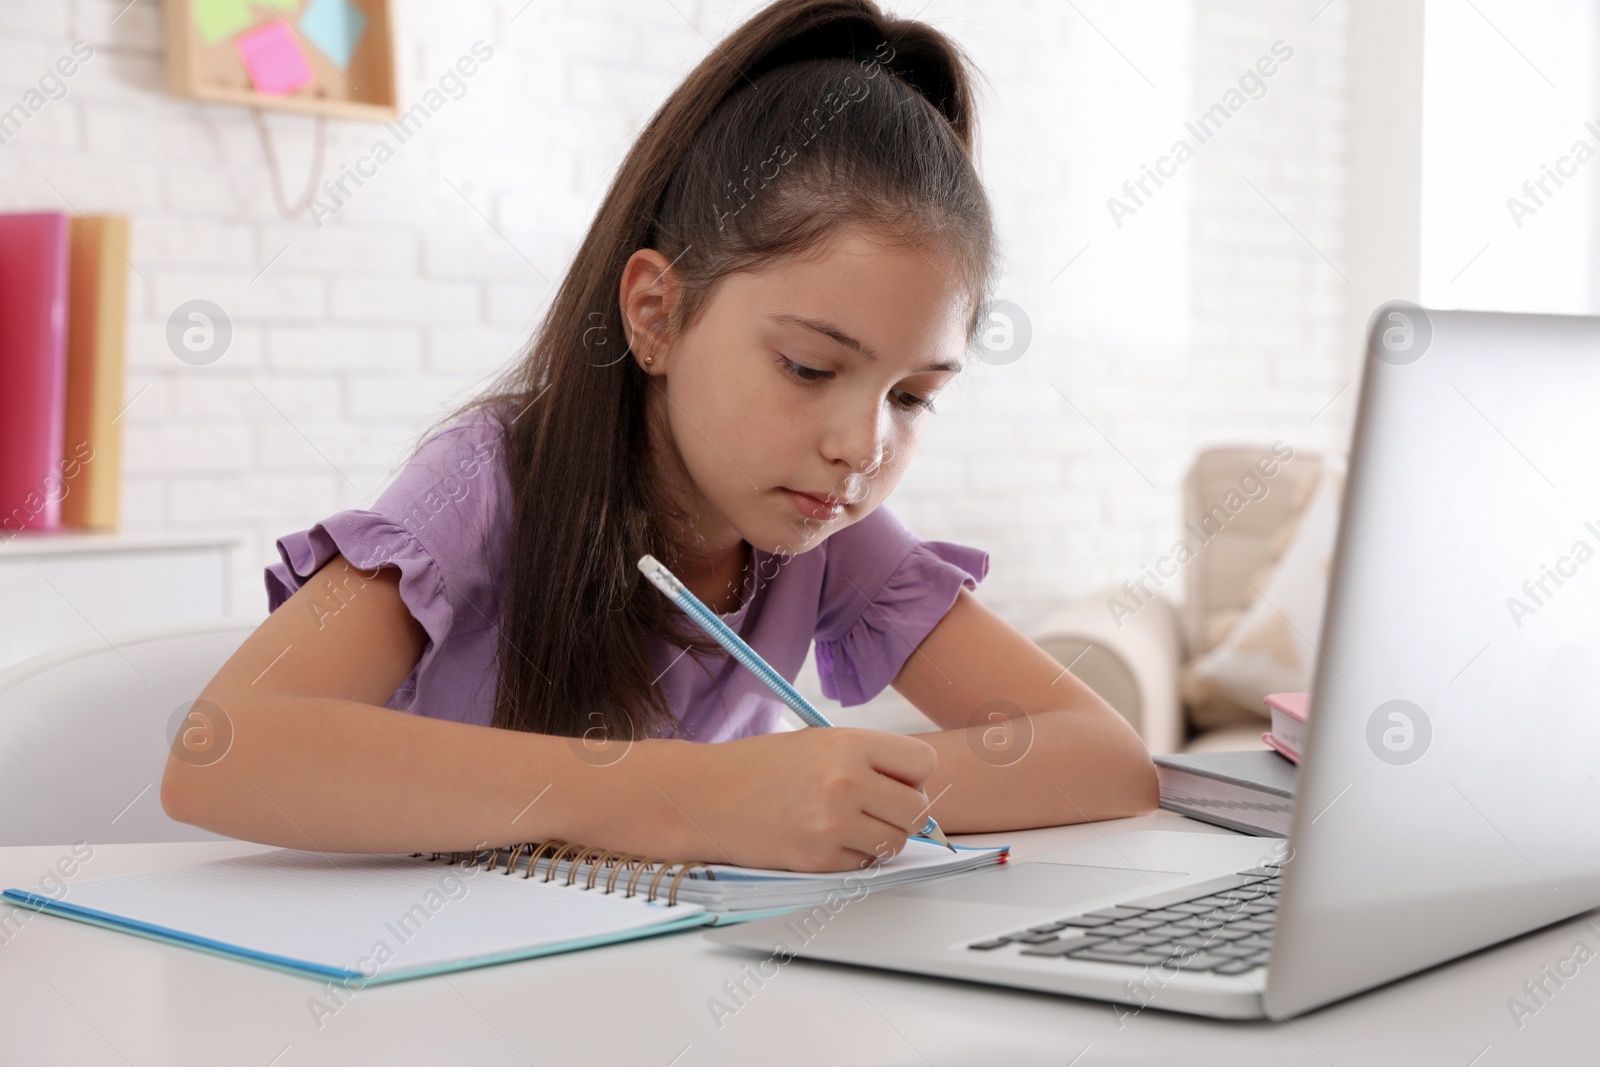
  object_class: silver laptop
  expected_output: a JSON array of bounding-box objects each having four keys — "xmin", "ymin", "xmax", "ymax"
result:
[{"xmin": 708, "ymin": 306, "xmax": 1600, "ymax": 1020}]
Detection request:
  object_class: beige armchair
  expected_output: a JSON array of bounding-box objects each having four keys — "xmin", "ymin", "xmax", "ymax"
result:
[{"xmin": 1031, "ymin": 445, "xmax": 1326, "ymax": 754}]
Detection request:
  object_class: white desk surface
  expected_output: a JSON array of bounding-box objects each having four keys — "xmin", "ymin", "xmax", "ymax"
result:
[{"xmin": 2, "ymin": 813, "xmax": 1595, "ymax": 1066}]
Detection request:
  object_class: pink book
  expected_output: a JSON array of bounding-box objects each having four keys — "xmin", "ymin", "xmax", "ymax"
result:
[
  {"xmin": 1262, "ymin": 692, "xmax": 1310, "ymax": 763},
  {"xmin": 0, "ymin": 212, "xmax": 70, "ymax": 534}
]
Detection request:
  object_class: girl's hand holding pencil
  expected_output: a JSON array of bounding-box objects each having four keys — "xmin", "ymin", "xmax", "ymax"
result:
[
  {"xmin": 639, "ymin": 553, "xmax": 954, "ymax": 868},
  {"xmin": 671, "ymin": 727, "xmax": 940, "ymax": 873}
]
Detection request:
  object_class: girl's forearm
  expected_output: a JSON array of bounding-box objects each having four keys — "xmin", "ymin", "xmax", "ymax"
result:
[
  {"xmin": 913, "ymin": 707, "xmax": 1160, "ymax": 833},
  {"xmin": 160, "ymin": 686, "xmax": 1157, "ymax": 860},
  {"xmin": 160, "ymin": 691, "xmax": 709, "ymax": 858}
]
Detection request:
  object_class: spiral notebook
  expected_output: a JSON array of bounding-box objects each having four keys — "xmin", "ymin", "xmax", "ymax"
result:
[{"xmin": 2, "ymin": 837, "xmax": 1006, "ymax": 985}]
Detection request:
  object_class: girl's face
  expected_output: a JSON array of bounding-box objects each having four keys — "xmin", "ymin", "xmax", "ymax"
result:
[{"xmin": 631, "ymin": 226, "xmax": 973, "ymax": 561}]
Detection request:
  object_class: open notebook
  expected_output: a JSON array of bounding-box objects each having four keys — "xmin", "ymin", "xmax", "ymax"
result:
[{"xmin": 2, "ymin": 838, "xmax": 1006, "ymax": 985}]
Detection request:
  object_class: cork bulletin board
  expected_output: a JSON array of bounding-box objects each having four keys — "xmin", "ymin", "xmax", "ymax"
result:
[{"xmin": 163, "ymin": 0, "xmax": 397, "ymax": 122}]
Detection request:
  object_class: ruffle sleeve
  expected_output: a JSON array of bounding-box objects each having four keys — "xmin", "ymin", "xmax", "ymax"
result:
[
  {"xmin": 262, "ymin": 408, "xmax": 508, "ymax": 712},
  {"xmin": 264, "ymin": 512, "xmax": 460, "ymax": 711},
  {"xmin": 813, "ymin": 506, "xmax": 990, "ymax": 707}
]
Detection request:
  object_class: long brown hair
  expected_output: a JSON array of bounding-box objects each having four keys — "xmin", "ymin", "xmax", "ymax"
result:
[{"xmin": 415, "ymin": 0, "xmax": 997, "ymax": 740}]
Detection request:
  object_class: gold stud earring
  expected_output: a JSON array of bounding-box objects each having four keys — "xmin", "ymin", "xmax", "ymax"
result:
[{"xmin": 643, "ymin": 356, "xmax": 654, "ymax": 367}]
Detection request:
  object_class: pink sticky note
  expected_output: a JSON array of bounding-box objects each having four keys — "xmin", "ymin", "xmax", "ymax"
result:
[{"xmin": 235, "ymin": 19, "xmax": 315, "ymax": 96}]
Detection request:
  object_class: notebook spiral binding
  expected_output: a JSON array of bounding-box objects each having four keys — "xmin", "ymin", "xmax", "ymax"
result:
[{"xmin": 408, "ymin": 842, "xmax": 717, "ymax": 907}]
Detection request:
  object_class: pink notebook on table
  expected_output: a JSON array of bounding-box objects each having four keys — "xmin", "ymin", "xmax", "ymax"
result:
[
  {"xmin": 1262, "ymin": 692, "xmax": 1310, "ymax": 763},
  {"xmin": 0, "ymin": 212, "xmax": 70, "ymax": 533}
]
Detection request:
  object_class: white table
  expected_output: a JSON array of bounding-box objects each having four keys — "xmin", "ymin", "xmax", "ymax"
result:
[{"xmin": 2, "ymin": 814, "xmax": 1594, "ymax": 1066}]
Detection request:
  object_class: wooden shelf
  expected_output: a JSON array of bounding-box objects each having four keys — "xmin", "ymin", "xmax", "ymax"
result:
[{"xmin": 163, "ymin": 0, "xmax": 398, "ymax": 123}]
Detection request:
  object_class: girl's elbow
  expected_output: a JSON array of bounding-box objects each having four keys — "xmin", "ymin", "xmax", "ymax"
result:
[
  {"xmin": 1125, "ymin": 750, "xmax": 1161, "ymax": 816},
  {"xmin": 1105, "ymin": 711, "xmax": 1160, "ymax": 816},
  {"xmin": 159, "ymin": 737, "xmax": 244, "ymax": 834},
  {"xmin": 159, "ymin": 757, "xmax": 197, "ymax": 826}
]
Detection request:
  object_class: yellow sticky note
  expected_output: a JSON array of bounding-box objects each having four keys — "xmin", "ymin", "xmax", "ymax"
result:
[{"xmin": 192, "ymin": 0, "xmax": 302, "ymax": 45}]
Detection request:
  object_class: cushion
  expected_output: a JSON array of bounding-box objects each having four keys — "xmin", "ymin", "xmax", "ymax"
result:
[{"xmin": 1186, "ymin": 455, "xmax": 1346, "ymax": 718}]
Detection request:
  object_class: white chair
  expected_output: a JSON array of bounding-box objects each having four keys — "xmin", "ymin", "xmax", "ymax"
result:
[{"xmin": 0, "ymin": 619, "xmax": 262, "ymax": 846}]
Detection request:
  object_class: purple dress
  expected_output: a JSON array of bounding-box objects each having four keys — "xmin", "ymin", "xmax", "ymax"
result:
[{"xmin": 264, "ymin": 406, "xmax": 989, "ymax": 742}]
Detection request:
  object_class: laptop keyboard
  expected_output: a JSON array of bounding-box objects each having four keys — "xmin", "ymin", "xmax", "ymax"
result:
[{"xmin": 967, "ymin": 862, "xmax": 1283, "ymax": 976}]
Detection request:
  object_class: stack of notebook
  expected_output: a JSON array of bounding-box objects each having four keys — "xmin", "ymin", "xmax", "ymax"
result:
[
  {"xmin": 1153, "ymin": 692, "xmax": 1310, "ymax": 836},
  {"xmin": 2, "ymin": 838, "xmax": 1007, "ymax": 985},
  {"xmin": 0, "ymin": 211, "xmax": 130, "ymax": 535},
  {"xmin": 1153, "ymin": 749, "xmax": 1298, "ymax": 836}
]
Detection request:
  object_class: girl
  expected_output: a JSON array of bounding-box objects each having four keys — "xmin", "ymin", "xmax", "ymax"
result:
[{"xmin": 161, "ymin": 0, "xmax": 1158, "ymax": 873}]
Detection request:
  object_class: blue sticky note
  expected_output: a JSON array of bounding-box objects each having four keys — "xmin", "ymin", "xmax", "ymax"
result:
[{"xmin": 297, "ymin": 0, "xmax": 367, "ymax": 70}]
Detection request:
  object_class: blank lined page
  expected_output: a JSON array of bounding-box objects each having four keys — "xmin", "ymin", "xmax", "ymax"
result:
[{"xmin": 54, "ymin": 850, "xmax": 700, "ymax": 976}]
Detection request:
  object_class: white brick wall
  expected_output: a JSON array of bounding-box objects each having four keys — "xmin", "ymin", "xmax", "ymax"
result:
[{"xmin": 0, "ymin": 0, "xmax": 1350, "ymax": 725}]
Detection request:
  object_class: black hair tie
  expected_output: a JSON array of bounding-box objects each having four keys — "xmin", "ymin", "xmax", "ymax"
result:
[{"xmin": 851, "ymin": 42, "xmax": 886, "ymax": 66}]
